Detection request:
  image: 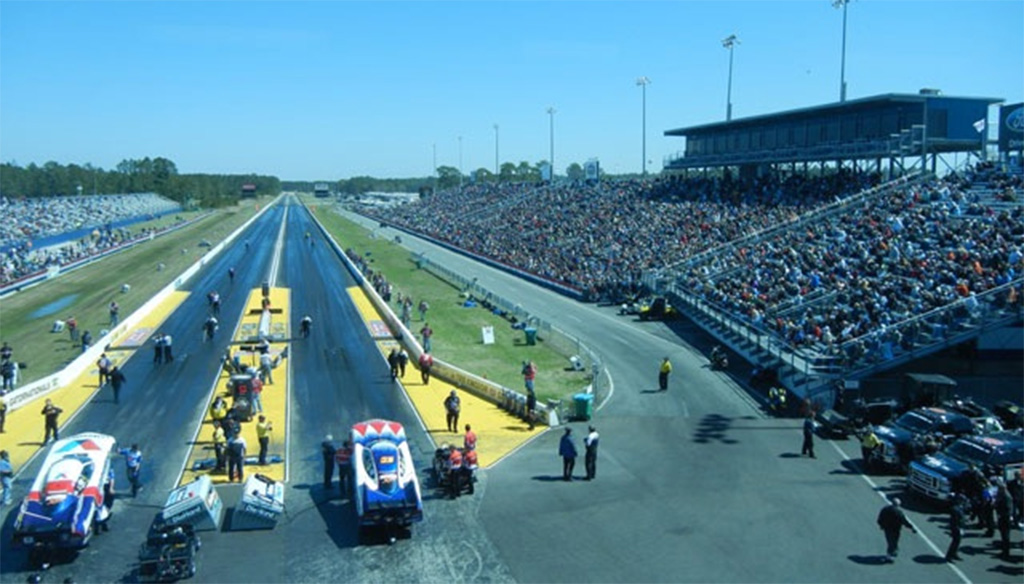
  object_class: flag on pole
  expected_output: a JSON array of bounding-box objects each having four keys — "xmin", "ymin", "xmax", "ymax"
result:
[{"xmin": 973, "ymin": 118, "xmax": 986, "ymax": 133}]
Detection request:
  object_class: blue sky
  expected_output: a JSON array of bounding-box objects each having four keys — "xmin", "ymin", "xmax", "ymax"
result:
[{"xmin": 1, "ymin": 1, "xmax": 1021, "ymax": 181}]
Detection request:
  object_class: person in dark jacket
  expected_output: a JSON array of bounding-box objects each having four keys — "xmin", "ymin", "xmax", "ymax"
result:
[
  {"xmin": 444, "ymin": 391, "xmax": 461, "ymax": 433},
  {"xmin": 321, "ymin": 435, "xmax": 336, "ymax": 490},
  {"xmin": 995, "ymin": 480, "xmax": 1014, "ymax": 558},
  {"xmin": 559, "ymin": 428, "xmax": 578, "ymax": 481},
  {"xmin": 41, "ymin": 399, "xmax": 63, "ymax": 444},
  {"xmin": 877, "ymin": 497, "xmax": 916, "ymax": 562},
  {"xmin": 802, "ymin": 413, "xmax": 816, "ymax": 459},
  {"xmin": 108, "ymin": 366, "xmax": 126, "ymax": 405},
  {"xmin": 387, "ymin": 349, "xmax": 399, "ymax": 380},
  {"xmin": 946, "ymin": 492, "xmax": 967, "ymax": 562}
]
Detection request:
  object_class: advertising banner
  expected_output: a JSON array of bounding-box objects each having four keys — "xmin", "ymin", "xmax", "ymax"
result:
[{"xmin": 999, "ymin": 102, "xmax": 1023, "ymax": 153}]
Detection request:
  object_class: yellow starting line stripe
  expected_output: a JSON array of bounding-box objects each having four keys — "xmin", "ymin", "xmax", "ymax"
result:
[{"xmin": 178, "ymin": 287, "xmax": 290, "ymax": 486}]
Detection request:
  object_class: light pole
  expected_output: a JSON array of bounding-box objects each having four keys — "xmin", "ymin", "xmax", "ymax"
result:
[
  {"xmin": 833, "ymin": 0, "xmax": 851, "ymax": 102},
  {"xmin": 458, "ymin": 135, "xmax": 463, "ymax": 186},
  {"xmin": 636, "ymin": 77, "xmax": 651, "ymax": 175},
  {"xmin": 493, "ymin": 123, "xmax": 500, "ymax": 178},
  {"xmin": 547, "ymin": 106, "xmax": 556, "ymax": 181},
  {"xmin": 721, "ymin": 35, "xmax": 739, "ymax": 121}
]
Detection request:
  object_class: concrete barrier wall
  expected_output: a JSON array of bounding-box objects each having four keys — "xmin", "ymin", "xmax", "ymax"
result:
[{"xmin": 5, "ymin": 198, "xmax": 282, "ymax": 412}]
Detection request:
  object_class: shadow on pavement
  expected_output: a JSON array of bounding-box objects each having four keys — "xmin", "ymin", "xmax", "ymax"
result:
[
  {"xmin": 847, "ymin": 554, "xmax": 890, "ymax": 565},
  {"xmin": 531, "ymin": 475, "xmax": 568, "ymax": 482},
  {"xmin": 693, "ymin": 414, "xmax": 738, "ymax": 445},
  {"xmin": 303, "ymin": 482, "xmax": 359, "ymax": 550}
]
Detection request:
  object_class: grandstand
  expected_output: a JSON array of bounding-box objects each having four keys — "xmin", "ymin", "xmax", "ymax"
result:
[
  {"xmin": 652, "ymin": 91, "xmax": 1022, "ymax": 404},
  {"xmin": 0, "ymin": 193, "xmax": 182, "ymax": 286},
  {"xmin": 354, "ymin": 91, "xmax": 1021, "ymax": 407}
]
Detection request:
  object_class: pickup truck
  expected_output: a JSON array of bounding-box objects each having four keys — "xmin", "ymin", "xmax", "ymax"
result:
[
  {"xmin": 873, "ymin": 407, "xmax": 977, "ymax": 472},
  {"xmin": 908, "ymin": 431, "xmax": 1024, "ymax": 502}
]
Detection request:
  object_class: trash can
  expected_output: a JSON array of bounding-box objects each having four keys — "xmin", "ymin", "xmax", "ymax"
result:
[
  {"xmin": 573, "ymin": 393, "xmax": 594, "ymax": 421},
  {"xmin": 524, "ymin": 327, "xmax": 537, "ymax": 346}
]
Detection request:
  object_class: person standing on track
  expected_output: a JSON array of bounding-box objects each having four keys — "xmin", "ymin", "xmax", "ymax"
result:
[
  {"xmin": 227, "ymin": 433, "xmax": 247, "ymax": 483},
  {"xmin": 0, "ymin": 450, "xmax": 13, "ymax": 506},
  {"xmin": 96, "ymin": 353, "xmax": 112, "ymax": 387},
  {"xmin": 212, "ymin": 420, "xmax": 226, "ymax": 473},
  {"xmin": 335, "ymin": 439, "xmax": 353, "ymax": 497},
  {"xmin": 444, "ymin": 390, "xmax": 461, "ymax": 433},
  {"xmin": 204, "ymin": 315, "xmax": 219, "ymax": 342},
  {"xmin": 109, "ymin": 365, "xmax": 126, "ymax": 405},
  {"xmin": 802, "ymin": 413, "xmax": 816, "ymax": 459},
  {"xmin": 658, "ymin": 357, "xmax": 672, "ymax": 391},
  {"xmin": 321, "ymin": 435, "xmax": 336, "ymax": 491},
  {"xmin": 256, "ymin": 415, "xmax": 273, "ymax": 466},
  {"xmin": 161, "ymin": 333, "xmax": 174, "ymax": 362},
  {"xmin": 945, "ymin": 492, "xmax": 967, "ymax": 562},
  {"xmin": 153, "ymin": 334, "xmax": 164, "ymax": 364},
  {"xmin": 584, "ymin": 426, "xmax": 600, "ymax": 481},
  {"xmin": 118, "ymin": 443, "xmax": 144, "ymax": 497},
  {"xmin": 877, "ymin": 497, "xmax": 916, "ymax": 563},
  {"xmin": 397, "ymin": 348, "xmax": 409, "ymax": 378},
  {"xmin": 41, "ymin": 399, "xmax": 63, "ymax": 444},
  {"xmin": 419, "ymin": 352, "xmax": 434, "ymax": 384},
  {"xmin": 559, "ymin": 427, "xmax": 578, "ymax": 482}
]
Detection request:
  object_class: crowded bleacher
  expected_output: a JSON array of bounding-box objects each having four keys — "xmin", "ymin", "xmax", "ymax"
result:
[
  {"xmin": 0, "ymin": 193, "xmax": 181, "ymax": 286},
  {"xmin": 355, "ymin": 164, "xmax": 1022, "ymax": 367},
  {"xmin": 365, "ymin": 171, "xmax": 879, "ymax": 301}
]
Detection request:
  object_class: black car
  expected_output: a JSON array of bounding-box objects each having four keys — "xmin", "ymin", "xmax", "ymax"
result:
[
  {"xmin": 908, "ymin": 431, "xmax": 1024, "ymax": 502},
  {"xmin": 873, "ymin": 407, "xmax": 977, "ymax": 471}
]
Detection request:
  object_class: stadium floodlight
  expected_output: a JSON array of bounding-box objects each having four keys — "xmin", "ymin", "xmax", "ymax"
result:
[
  {"xmin": 547, "ymin": 107, "xmax": 557, "ymax": 180},
  {"xmin": 493, "ymin": 124, "xmax": 500, "ymax": 177},
  {"xmin": 833, "ymin": 0, "xmax": 853, "ymax": 102},
  {"xmin": 721, "ymin": 35, "xmax": 739, "ymax": 121},
  {"xmin": 458, "ymin": 135, "xmax": 463, "ymax": 186},
  {"xmin": 636, "ymin": 77, "xmax": 652, "ymax": 175}
]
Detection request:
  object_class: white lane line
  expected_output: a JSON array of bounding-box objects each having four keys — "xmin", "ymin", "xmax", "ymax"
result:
[
  {"xmin": 268, "ymin": 203, "xmax": 289, "ymax": 286},
  {"xmin": 595, "ymin": 368, "xmax": 615, "ymax": 412},
  {"xmin": 284, "ymin": 336, "xmax": 292, "ymax": 484},
  {"xmin": 826, "ymin": 439, "xmax": 972, "ymax": 584}
]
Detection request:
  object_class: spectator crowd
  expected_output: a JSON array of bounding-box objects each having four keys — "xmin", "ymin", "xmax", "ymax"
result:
[
  {"xmin": 0, "ymin": 193, "xmax": 181, "ymax": 286},
  {"xmin": 354, "ymin": 165, "xmax": 1022, "ymax": 364}
]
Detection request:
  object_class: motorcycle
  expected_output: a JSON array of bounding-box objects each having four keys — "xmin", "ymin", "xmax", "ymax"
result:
[{"xmin": 709, "ymin": 347, "xmax": 728, "ymax": 370}]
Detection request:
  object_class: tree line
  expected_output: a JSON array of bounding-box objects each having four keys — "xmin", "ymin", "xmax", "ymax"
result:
[
  {"xmin": 284, "ymin": 159, "xmax": 609, "ymax": 194},
  {"xmin": 1, "ymin": 158, "xmax": 281, "ymax": 208},
  {"xmin": 3, "ymin": 156, "xmax": 625, "ymax": 206}
]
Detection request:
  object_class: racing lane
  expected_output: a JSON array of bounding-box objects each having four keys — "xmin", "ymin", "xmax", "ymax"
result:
[
  {"xmin": 0, "ymin": 206, "xmax": 286, "ymax": 582},
  {"xmin": 247, "ymin": 199, "xmax": 514, "ymax": 583}
]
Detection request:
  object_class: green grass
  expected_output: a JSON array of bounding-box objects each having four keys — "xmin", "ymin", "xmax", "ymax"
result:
[
  {"xmin": 0, "ymin": 201, "xmax": 268, "ymax": 384},
  {"xmin": 310, "ymin": 202, "xmax": 591, "ymax": 405}
]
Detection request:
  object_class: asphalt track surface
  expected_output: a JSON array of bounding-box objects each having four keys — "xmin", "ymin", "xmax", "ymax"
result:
[{"xmin": 0, "ymin": 197, "xmax": 1018, "ymax": 583}]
